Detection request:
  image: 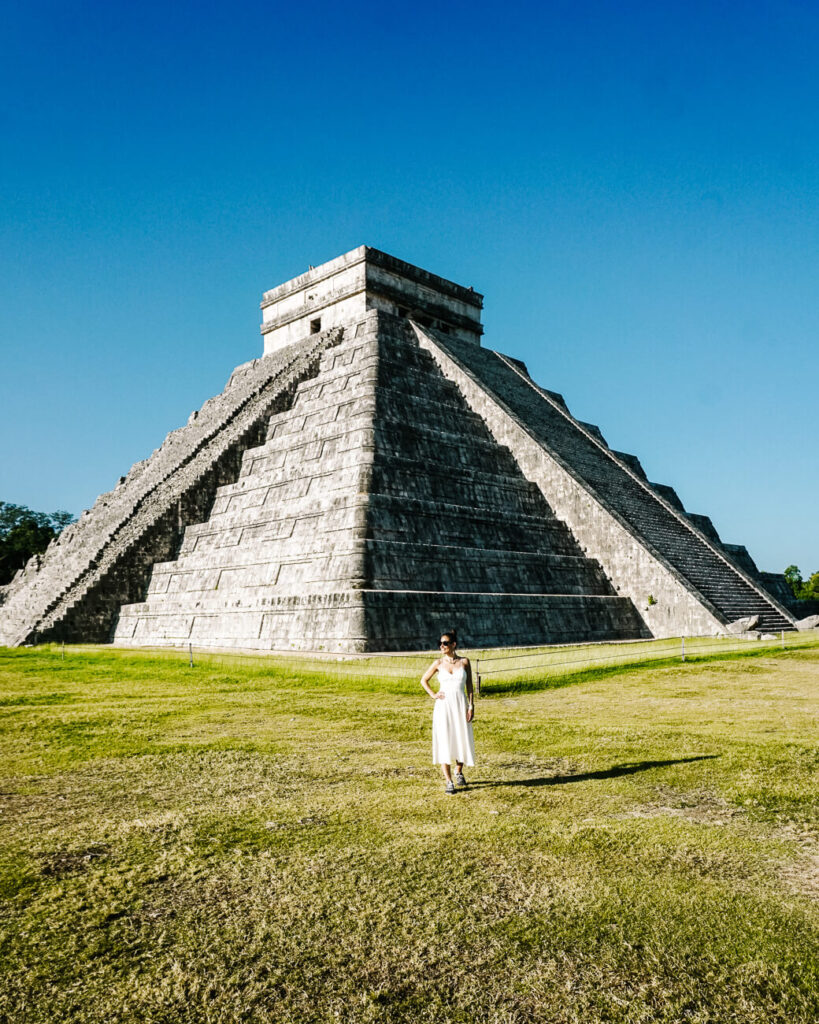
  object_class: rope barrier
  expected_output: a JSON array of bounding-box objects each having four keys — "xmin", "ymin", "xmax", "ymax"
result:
[
  {"xmin": 476, "ymin": 630, "xmax": 818, "ymax": 681},
  {"xmin": 39, "ymin": 628, "xmax": 819, "ymax": 688}
]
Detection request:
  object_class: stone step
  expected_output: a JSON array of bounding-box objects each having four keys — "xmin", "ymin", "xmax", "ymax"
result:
[
  {"xmin": 267, "ymin": 385, "xmax": 488, "ymax": 441},
  {"xmin": 181, "ymin": 491, "xmax": 569, "ymax": 557},
  {"xmin": 0, "ymin": 326, "xmax": 340, "ymax": 645},
  {"xmin": 179, "ymin": 495, "xmax": 369, "ymax": 555},
  {"xmin": 115, "ymin": 590, "xmax": 647, "ymax": 652},
  {"xmin": 254, "ymin": 412, "xmax": 520, "ymax": 478},
  {"xmin": 370, "ymin": 458, "xmax": 549, "ymax": 516},
  {"xmin": 142, "ymin": 541, "xmax": 611, "ymax": 600},
  {"xmin": 366, "ymin": 493, "xmax": 575, "ymax": 554},
  {"xmin": 371, "ymin": 420, "xmax": 521, "ymax": 477},
  {"xmin": 366, "ymin": 539, "xmax": 612, "ymax": 595},
  {"xmin": 434, "ymin": 335, "xmax": 792, "ymax": 631},
  {"xmin": 218, "ymin": 442, "xmax": 547, "ymax": 514},
  {"xmin": 141, "ymin": 550, "xmax": 366, "ymax": 598}
]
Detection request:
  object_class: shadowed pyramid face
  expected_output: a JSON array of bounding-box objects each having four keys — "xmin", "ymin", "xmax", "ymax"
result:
[
  {"xmin": 112, "ymin": 311, "xmax": 644, "ymax": 652},
  {"xmin": 0, "ymin": 250, "xmax": 793, "ymax": 651}
]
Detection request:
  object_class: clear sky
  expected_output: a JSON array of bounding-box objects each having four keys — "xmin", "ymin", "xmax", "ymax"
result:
[{"xmin": 1, "ymin": 0, "xmax": 816, "ymax": 575}]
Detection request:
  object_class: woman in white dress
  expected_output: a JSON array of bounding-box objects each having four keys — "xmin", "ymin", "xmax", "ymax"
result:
[{"xmin": 420, "ymin": 630, "xmax": 475, "ymax": 794}]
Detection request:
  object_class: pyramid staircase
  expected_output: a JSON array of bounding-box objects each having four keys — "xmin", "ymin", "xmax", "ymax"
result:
[
  {"xmin": 415, "ymin": 328, "xmax": 794, "ymax": 634},
  {"xmin": 0, "ymin": 330, "xmax": 339, "ymax": 646},
  {"xmin": 113, "ymin": 312, "xmax": 647, "ymax": 650},
  {"xmin": 2, "ymin": 245, "xmax": 793, "ymax": 651}
]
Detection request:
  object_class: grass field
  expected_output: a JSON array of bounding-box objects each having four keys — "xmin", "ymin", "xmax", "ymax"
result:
[{"xmin": 0, "ymin": 643, "xmax": 817, "ymax": 1023}]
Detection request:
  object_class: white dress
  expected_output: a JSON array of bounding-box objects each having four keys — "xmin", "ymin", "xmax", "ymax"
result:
[{"xmin": 432, "ymin": 664, "xmax": 476, "ymax": 766}]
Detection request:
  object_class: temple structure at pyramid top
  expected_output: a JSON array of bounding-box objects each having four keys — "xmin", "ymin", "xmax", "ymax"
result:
[
  {"xmin": 260, "ymin": 246, "xmax": 484, "ymax": 351},
  {"xmin": 0, "ymin": 246, "xmax": 797, "ymax": 651}
]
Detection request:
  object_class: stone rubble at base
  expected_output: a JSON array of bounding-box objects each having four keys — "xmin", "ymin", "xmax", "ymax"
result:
[{"xmin": 0, "ymin": 247, "xmax": 796, "ymax": 651}]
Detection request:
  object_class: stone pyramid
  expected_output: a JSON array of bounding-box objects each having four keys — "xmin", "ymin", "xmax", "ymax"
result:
[{"xmin": 0, "ymin": 247, "xmax": 795, "ymax": 651}]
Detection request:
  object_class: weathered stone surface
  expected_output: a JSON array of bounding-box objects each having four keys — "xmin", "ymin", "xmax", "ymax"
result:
[
  {"xmin": 412, "ymin": 326, "xmax": 794, "ymax": 637},
  {"xmin": 724, "ymin": 615, "xmax": 762, "ymax": 633},
  {"xmin": 758, "ymin": 571, "xmax": 799, "ymax": 611},
  {"xmin": 687, "ymin": 514, "xmax": 722, "ymax": 544},
  {"xmin": 0, "ymin": 329, "xmax": 341, "ymax": 646},
  {"xmin": 650, "ymin": 483, "xmax": 686, "ymax": 512},
  {"xmin": 612, "ymin": 451, "xmax": 647, "ymax": 480},
  {"xmin": 260, "ymin": 246, "xmax": 483, "ymax": 352},
  {"xmin": 0, "ymin": 246, "xmax": 796, "ymax": 651},
  {"xmin": 722, "ymin": 544, "xmax": 759, "ymax": 577},
  {"xmin": 113, "ymin": 310, "xmax": 646, "ymax": 650},
  {"xmin": 796, "ymin": 615, "xmax": 819, "ymax": 630}
]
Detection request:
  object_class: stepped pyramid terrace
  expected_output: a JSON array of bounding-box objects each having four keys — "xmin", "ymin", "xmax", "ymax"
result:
[{"xmin": 0, "ymin": 247, "xmax": 796, "ymax": 652}]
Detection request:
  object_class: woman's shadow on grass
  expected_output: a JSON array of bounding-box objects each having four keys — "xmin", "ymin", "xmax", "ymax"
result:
[{"xmin": 468, "ymin": 755, "xmax": 718, "ymax": 789}]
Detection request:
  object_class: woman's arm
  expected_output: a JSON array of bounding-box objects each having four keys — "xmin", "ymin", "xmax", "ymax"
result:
[
  {"xmin": 420, "ymin": 660, "xmax": 445, "ymax": 700},
  {"xmin": 464, "ymin": 658, "xmax": 474, "ymax": 722}
]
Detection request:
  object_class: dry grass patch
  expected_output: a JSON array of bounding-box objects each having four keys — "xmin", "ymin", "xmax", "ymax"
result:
[{"xmin": 0, "ymin": 645, "xmax": 817, "ymax": 1022}]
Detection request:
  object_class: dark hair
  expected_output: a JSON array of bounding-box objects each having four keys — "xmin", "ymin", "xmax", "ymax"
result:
[{"xmin": 440, "ymin": 628, "xmax": 458, "ymax": 643}]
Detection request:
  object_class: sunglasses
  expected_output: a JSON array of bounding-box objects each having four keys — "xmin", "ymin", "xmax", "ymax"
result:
[{"xmin": 439, "ymin": 640, "xmax": 454, "ymax": 647}]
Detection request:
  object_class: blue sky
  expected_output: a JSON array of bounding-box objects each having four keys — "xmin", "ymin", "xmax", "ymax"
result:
[{"xmin": 1, "ymin": 0, "xmax": 816, "ymax": 574}]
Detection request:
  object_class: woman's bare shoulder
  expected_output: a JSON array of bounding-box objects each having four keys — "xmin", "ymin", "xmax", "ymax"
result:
[{"xmin": 421, "ymin": 658, "xmax": 440, "ymax": 682}]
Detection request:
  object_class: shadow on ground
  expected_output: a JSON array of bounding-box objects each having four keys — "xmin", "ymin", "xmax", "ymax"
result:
[{"xmin": 467, "ymin": 755, "xmax": 719, "ymax": 789}]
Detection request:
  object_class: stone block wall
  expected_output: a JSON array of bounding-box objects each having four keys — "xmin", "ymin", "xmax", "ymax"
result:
[
  {"xmin": 114, "ymin": 321, "xmax": 384, "ymax": 647},
  {"xmin": 0, "ymin": 329, "xmax": 340, "ymax": 646},
  {"xmin": 4, "ymin": 265, "xmax": 791, "ymax": 653},
  {"xmin": 113, "ymin": 311, "xmax": 646, "ymax": 651},
  {"xmin": 261, "ymin": 246, "xmax": 484, "ymax": 352},
  {"xmin": 414, "ymin": 325, "xmax": 794, "ymax": 636}
]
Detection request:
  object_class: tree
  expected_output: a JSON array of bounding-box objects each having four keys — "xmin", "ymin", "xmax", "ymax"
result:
[
  {"xmin": 784, "ymin": 565, "xmax": 803, "ymax": 598},
  {"xmin": 802, "ymin": 571, "xmax": 819, "ymax": 602},
  {"xmin": 783, "ymin": 564, "xmax": 819, "ymax": 602},
  {"xmin": 0, "ymin": 502, "xmax": 76, "ymax": 586}
]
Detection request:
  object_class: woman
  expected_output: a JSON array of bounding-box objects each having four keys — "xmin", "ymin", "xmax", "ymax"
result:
[{"xmin": 420, "ymin": 629, "xmax": 475, "ymax": 794}]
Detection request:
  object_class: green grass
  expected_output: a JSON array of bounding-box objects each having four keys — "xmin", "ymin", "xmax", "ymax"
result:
[
  {"xmin": 46, "ymin": 626, "xmax": 819, "ymax": 695},
  {"xmin": 0, "ymin": 644, "xmax": 817, "ymax": 1023}
]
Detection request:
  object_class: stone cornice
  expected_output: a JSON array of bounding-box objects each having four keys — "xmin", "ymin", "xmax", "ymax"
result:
[
  {"xmin": 260, "ymin": 245, "xmax": 483, "ymax": 311},
  {"xmin": 260, "ymin": 281, "xmax": 366, "ymax": 334},
  {"xmin": 260, "ymin": 277, "xmax": 483, "ymax": 337},
  {"xmin": 366, "ymin": 247, "xmax": 483, "ymax": 309},
  {"xmin": 369, "ymin": 279, "xmax": 484, "ymax": 336}
]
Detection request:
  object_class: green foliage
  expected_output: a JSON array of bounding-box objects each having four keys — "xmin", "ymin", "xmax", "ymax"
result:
[
  {"xmin": 0, "ymin": 502, "xmax": 75, "ymax": 585},
  {"xmin": 784, "ymin": 564, "xmax": 819, "ymax": 601},
  {"xmin": 804, "ymin": 571, "xmax": 819, "ymax": 601},
  {"xmin": 784, "ymin": 564, "xmax": 803, "ymax": 594}
]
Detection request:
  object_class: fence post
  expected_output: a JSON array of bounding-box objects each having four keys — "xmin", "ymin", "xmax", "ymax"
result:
[
  {"xmin": 475, "ymin": 659, "xmax": 481, "ymax": 697},
  {"xmin": 681, "ymin": 636, "xmax": 685, "ymax": 662},
  {"xmin": 188, "ymin": 643, "xmax": 194, "ymax": 668},
  {"xmin": 61, "ymin": 641, "xmax": 65, "ymax": 661},
  {"xmin": 781, "ymin": 630, "xmax": 785, "ymax": 650}
]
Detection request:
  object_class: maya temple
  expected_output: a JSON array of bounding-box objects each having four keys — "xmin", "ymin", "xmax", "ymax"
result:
[{"xmin": 0, "ymin": 247, "xmax": 798, "ymax": 651}]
